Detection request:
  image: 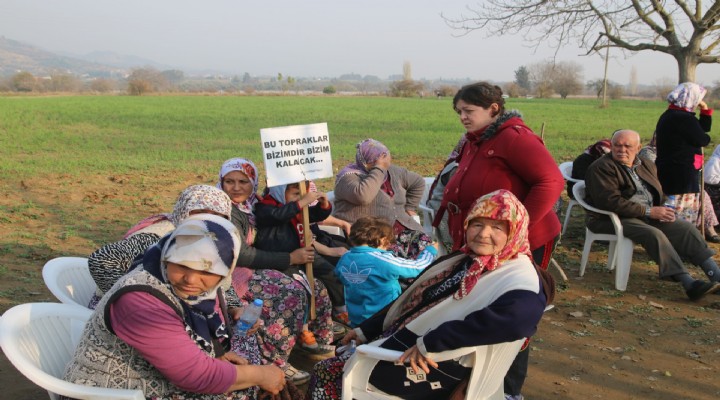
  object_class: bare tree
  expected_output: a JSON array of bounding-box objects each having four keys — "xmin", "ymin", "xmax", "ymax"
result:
[
  {"xmin": 444, "ymin": 1, "xmax": 720, "ymax": 82},
  {"xmin": 527, "ymin": 61, "xmax": 556, "ymax": 98},
  {"xmin": 553, "ymin": 61, "xmax": 584, "ymax": 98}
]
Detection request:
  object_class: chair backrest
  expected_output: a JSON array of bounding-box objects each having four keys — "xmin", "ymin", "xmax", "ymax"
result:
[
  {"xmin": 42, "ymin": 257, "xmax": 96, "ymax": 309},
  {"xmin": 0, "ymin": 302, "xmax": 144, "ymax": 400},
  {"xmin": 559, "ymin": 161, "xmax": 581, "ymax": 183}
]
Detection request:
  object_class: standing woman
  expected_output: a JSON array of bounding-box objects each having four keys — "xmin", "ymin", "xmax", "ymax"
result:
[
  {"xmin": 435, "ymin": 82, "xmax": 564, "ymax": 400},
  {"xmin": 655, "ymin": 82, "xmax": 713, "ymax": 226}
]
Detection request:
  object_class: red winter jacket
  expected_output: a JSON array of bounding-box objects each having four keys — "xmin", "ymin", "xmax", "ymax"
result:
[{"xmin": 437, "ymin": 114, "xmax": 564, "ymax": 251}]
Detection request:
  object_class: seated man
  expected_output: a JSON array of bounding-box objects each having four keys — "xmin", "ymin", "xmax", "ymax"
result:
[{"xmin": 584, "ymin": 129, "xmax": 720, "ymax": 301}]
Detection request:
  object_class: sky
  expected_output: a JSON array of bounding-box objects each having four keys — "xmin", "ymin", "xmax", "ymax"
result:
[{"xmin": 1, "ymin": 0, "xmax": 718, "ymax": 86}]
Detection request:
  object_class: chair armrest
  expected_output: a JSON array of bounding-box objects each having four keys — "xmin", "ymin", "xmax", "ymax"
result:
[{"xmin": 355, "ymin": 345, "xmax": 403, "ymax": 362}]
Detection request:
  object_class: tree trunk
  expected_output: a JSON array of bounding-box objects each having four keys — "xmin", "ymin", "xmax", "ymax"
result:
[{"xmin": 676, "ymin": 53, "xmax": 698, "ymax": 83}]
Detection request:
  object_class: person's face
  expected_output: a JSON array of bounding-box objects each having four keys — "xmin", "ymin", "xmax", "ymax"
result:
[
  {"xmin": 166, "ymin": 262, "xmax": 223, "ymax": 298},
  {"xmin": 465, "ymin": 217, "xmax": 509, "ymax": 256},
  {"xmin": 611, "ymin": 131, "xmax": 641, "ymax": 167},
  {"xmin": 455, "ymin": 100, "xmax": 499, "ymax": 132},
  {"xmin": 222, "ymin": 171, "xmax": 254, "ymax": 204},
  {"xmin": 285, "ymin": 185, "xmax": 301, "ymax": 203}
]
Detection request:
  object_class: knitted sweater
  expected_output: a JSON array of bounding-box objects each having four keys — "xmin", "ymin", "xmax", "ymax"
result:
[{"xmin": 333, "ymin": 164, "xmax": 425, "ymax": 230}]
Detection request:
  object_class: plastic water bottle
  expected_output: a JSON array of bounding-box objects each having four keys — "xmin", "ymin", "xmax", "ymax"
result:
[
  {"xmin": 664, "ymin": 195, "xmax": 677, "ymax": 210},
  {"xmin": 235, "ymin": 299, "xmax": 263, "ymax": 337}
]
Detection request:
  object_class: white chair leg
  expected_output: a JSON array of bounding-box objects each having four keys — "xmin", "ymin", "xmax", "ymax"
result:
[
  {"xmin": 562, "ymin": 200, "xmax": 577, "ymax": 235},
  {"xmin": 607, "ymin": 241, "xmax": 618, "ymax": 271},
  {"xmin": 614, "ymin": 238, "xmax": 634, "ymax": 291},
  {"xmin": 579, "ymin": 229, "xmax": 593, "ymax": 276}
]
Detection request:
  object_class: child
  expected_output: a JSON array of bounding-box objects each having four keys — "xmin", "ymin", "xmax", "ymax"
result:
[
  {"xmin": 335, "ymin": 216, "xmax": 438, "ymax": 327},
  {"xmin": 254, "ymin": 182, "xmax": 349, "ymax": 353}
]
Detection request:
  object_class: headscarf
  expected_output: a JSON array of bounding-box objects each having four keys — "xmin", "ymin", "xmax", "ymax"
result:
[
  {"xmin": 667, "ymin": 82, "xmax": 707, "ymax": 112},
  {"xmin": 217, "ymin": 157, "xmax": 261, "ymax": 216},
  {"xmin": 583, "ymin": 139, "xmax": 611, "ymax": 159},
  {"xmin": 456, "ymin": 189, "xmax": 530, "ymax": 299},
  {"xmin": 169, "ymin": 185, "xmax": 232, "ymax": 226},
  {"xmin": 266, "ymin": 183, "xmax": 289, "ymax": 205},
  {"xmin": 336, "ymin": 138, "xmax": 390, "ymax": 181},
  {"xmin": 142, "ymin": 214, "xmax": 241, "ymax": 347}
]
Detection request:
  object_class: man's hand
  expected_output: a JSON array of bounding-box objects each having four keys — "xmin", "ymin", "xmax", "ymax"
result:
[{"xmin": 649, "ymin": 206, "xmax": 676, "ymax": 223}]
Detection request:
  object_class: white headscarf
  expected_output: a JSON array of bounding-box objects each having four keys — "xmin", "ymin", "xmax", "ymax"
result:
[{"xmin": 667, "ymin": 82, "xmax": 706, "ymax": 112}]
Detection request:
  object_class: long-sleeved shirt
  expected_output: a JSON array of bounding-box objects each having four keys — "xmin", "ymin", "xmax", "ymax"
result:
[
  {"xmin": 336, "ymin": 245, "xmax": 437, "ymax": 326},
  {"xmin": 110, "ymin": 292, "xmax": 236, "ymax": 394}
]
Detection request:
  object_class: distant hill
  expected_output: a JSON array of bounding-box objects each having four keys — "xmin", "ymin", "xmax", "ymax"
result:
[{"xmin": 0, "ymin": 36, "xmax": 126, "ymax": 78}]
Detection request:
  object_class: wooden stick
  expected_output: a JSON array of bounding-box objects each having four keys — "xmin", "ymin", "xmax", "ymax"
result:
[
  {"xmin": 299, "ymin": 180, "xmax": 316, "ymax": 320},
  {"xmin": 700, "ymin": 147, "xmax": 705, "ymax": 237},
  {"xmin": 540, "ymin": 122, "xmax": 546, "ymax": 141}
]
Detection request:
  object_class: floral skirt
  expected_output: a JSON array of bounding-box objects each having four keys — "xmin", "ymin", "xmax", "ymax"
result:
[
  {"xmin": 390, "ymin": 223, "xmax": 433, "ymax": 260},
  {"xmin": 241, "ymin": 269, "xmax": 333, "ymax": 369}
]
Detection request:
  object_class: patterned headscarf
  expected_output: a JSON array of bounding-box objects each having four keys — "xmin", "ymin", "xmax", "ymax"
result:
[
  {"xmin": 336, "ymin": 138, "xmax": 390, "ymax": 181},
  {"xmin": 456, "ymin": 189, "xmax": 530, "ymax": 299},
  {"xmin": 667, "ymin": 82, "xmax": 707, "ymax": 112},
  {"xmin": 143, "ymin": 214, "xmax": 241, "ymax": 347},
  {"xmin": 169, "ymin": 185, "xmax": 232, "ymax": 226},
  {"xmin": 217, "ymin": 157, "xmax": 261, "ymax": 215},
  {"xmin": 583, "ymin": 139, "xmax": 612, "ymax": 159}
]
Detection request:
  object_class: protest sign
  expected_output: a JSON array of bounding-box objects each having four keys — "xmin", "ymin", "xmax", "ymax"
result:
[{"xmin": 260, "ymin": 123, "xmax": 333, "ymax": 187}]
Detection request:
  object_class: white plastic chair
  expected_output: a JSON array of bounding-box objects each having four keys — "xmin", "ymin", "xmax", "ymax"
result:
[
  {"xmin": 573, "ymin": 181, "xmax": 634, "ymax": 291},
  {"xmin": 42, "ymin": 257, "xmax": 97, "ymax": 308},
  {"xmin": 417, "ymin": 177, "xmax": 436, "ymax": 237},
  {"xmin": 559, "ymin": 161, "xmax": 582, "ymax": 235},
  {"xmin": 0, "ymin": 302, "xmax": 144, "ymax": 400},
  {"xmin": 342, "ymin": 338, "xmax": 524, "ymax": 400}
]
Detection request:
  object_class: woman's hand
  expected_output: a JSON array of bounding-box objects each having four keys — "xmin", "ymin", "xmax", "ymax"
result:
[
  {"xmin": 399, "ymin": 345, "xmax": 438, "ymax": 375},
  {"xmin": 289, "ymin": 247, "xmax": 315, "ymax": 265},
  {"xmin": 406, "ymin": 209, "xmax": 418, "ymax": 217},
  {"xmin": 368, "ymin": 152, "xmax": 392, "ymax": 171},
  {"xmin": 699, "ymin": 100, "xmax": 709, "ymax": 111},
  {"xmin": 229, "ymin": 307, "xmax": 264, "ymax": 336},
  {"xmin": 218, "ymin": 351, "xmax": 249, "ymax": 365},
  {"xmin": 257, "ymin": 365, "xmax": 286, "ymax": 395},
  {"xmin": 340, "ymin": 329, "xmax": 364, "ymax": 345}
]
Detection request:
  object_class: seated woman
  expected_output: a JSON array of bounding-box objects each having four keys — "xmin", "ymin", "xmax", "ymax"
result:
[
  {"xmin": 64, "ymin": 215, "xmax": 286, "ymax": 399},
  {"xmin": 306, "ymin": 189, "xmax": 554, "ymax": 400},
  {"xmin": 218, "ymin": 158, "xmax": 336, "ymax": 383},
  {"xmin": 567, "ymin": 139, "xmax": 611, "ymax": 198},
  {"xmin": 333, "ymin": 138, "xmax": 432, "ymax": 259},
  {"xmin": 87, "ymin": 184, "xmax": 233, "ymax": 308}
]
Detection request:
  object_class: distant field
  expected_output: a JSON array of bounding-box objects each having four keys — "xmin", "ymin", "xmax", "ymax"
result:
[{"xmin": 0, "ymin": 95, "xmax": 690, "ymax": 181}]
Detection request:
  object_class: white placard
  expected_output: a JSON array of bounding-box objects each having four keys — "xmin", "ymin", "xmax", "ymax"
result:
[{"xmin": 260, "ymin": 122, "xmax": 333, "ymax": 187}]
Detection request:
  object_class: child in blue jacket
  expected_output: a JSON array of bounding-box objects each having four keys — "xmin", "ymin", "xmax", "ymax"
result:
[{"xmin": 335, "ymin": 216, "xmax": 437, "ymax": 326}]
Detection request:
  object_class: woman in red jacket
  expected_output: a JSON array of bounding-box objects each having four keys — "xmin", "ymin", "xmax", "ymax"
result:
[{"xmin": 434, "ymin": 81, "xmax": 564, "ymax": 400}]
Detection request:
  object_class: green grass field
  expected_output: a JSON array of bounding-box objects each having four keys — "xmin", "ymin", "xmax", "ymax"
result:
[{"xmin": 0, "ymin": 95, "xmax": 686, "ymax": 181}]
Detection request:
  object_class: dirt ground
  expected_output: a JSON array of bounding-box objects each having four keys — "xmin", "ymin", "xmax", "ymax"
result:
[{"xmin": 1, "ymin": 173, "xmax": 719, "ymax": 399}]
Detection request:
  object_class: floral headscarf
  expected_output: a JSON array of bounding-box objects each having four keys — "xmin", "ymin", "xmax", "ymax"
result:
[
  {"xmin": 169, "ymin": 185, "xmax": 232, "ymax": 226},
  {"xmin": 143, "ymin": 214, "xmax": 241, "ymax": 348},
  {"xmin": 336, "ymin": 138, "xmax": 390, "ymax": 181},
  {"xmin": 456, "ymin": 189, "xmax": 530, "ymax": 299},
  {"xmin": 217, "ymin": 157, "xmax": 261, "ymax": 215},
  {"xmin": 667, "ymin": 82, "xmax": 707, "ymax": 112}
]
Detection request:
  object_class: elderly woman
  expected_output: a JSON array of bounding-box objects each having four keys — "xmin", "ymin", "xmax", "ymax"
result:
[
  {"xmin": 306, "ymin": 190, "xmax": 554, "ymax": 400},
  {"xmin": 87, "ymin": 184, "xmax": 233, "ymax": 309},
  {"xmin": 64, "ymin": 215, "xmax": 286, "ymax": 399},
  {"xmin": 655, "ymin": 82, "xmax": 713, "ymax": 227},
  {"xmin": 333, "ymin": 139, "xmax": 432, "ymax": 259},
  {"xmin": 218, "ymin": 157, "xmax": 336, "ymax": 384}
]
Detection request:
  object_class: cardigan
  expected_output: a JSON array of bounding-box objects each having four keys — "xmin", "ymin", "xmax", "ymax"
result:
[
  {"xmin": 333, "ymin": 164, "xmax": 425, "ymax": 231},
  {"xmin": 438, "ymin": 116, "xmax": 564, "ymax": 251}
]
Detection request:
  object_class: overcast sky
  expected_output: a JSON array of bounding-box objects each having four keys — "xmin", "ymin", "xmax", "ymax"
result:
[{"xmin": 1, "ymin": 0, "xmax": 718, "ymax": 85}]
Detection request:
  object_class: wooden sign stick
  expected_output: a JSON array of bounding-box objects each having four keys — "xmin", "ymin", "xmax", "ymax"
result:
[{"xmin": 299, "ymin": 180, "xmax": 316, "ymax": 320}]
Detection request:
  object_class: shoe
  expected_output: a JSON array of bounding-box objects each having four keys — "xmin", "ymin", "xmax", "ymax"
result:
[
  {"xmin": 283, "ymin": 364, "xmax": 310, "ymax": 385},
  {"xmin": 296, "ymin": 330, "xmax": 335, "ymax": 361},
  {"xmin": 504, "ymin": 394, "xmax": 524, "ymax": 400},
  {"xmin": 332, "ymin": 321, "xmax": 347, "ymax": 336},
  {"xmin": 685, "ymin": 280, "xmax": 720, "ymax": 301},
  {"xmin": 706, "ymin": 234, "xmax": 720, "ymax": 243},
  {"xmin": 333, "ymin": 311, "xmax": 350, "ymax": 325}
]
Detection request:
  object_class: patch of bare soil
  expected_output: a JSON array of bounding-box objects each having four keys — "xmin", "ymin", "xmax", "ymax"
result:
[{"xmin": 1, "ymin": 174, "xmax": 718, "ymax": 399}]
